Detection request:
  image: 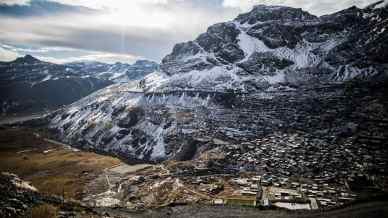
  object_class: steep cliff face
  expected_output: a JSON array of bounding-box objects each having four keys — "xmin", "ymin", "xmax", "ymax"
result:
[{"xmin": 49, "ymin": 4, "xmax": 388, "ymax": 163}]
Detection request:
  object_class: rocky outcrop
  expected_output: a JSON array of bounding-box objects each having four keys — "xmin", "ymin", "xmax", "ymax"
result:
[{"xmin": 0, "ymin": 172, "xmax": 105, "ymax": 217}]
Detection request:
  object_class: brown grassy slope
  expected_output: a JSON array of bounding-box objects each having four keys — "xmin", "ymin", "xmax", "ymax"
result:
[{"xmin": 0, "ymin": 128, "xmax": 121, "ymax": 200}]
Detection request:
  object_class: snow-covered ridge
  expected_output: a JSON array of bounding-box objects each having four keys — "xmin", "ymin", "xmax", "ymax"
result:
[
  {"xmin": 0, "ymin": 55, "xmax": 159, "ymax": 85},
  {"xmin": 65, "ymin": 59, "xmax": 159, "ymax": 83}
]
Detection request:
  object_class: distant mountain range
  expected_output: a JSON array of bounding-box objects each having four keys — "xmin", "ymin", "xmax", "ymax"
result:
[
  {"xmin": 0, "ymin": 55, "xmax": 159, "ymax": 114},
  {"xmin": 49, "ymin": 2, "xmax": 388, "ymax": 163}
]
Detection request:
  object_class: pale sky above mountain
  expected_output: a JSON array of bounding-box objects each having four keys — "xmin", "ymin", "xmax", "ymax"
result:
[{"xmin": 0, "ymin": 0, "xmax": 379, "ymax": 64}]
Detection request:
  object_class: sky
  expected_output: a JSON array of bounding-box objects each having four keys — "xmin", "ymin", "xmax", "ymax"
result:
[{"xmin": 0, "ymin": 0, "xmax": 379, "ymax": 64}]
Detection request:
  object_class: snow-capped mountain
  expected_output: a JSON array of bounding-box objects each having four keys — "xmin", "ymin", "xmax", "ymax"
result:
[
  {"xmin": 0, "ymin": 55, "xmax": 158, "ymax": 114},
  {"xmin": 50, "ymin": 3, "xmax": 388, "ymax": 163},
  {"xmin": 150, "ymin": 3, "xmax": 387, "ymax": 92},
  {"xmin": 66, "ymin": 59, "xmax": 159, "ymax": 83}
]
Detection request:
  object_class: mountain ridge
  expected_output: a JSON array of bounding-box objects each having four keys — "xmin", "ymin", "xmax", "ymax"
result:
[{"xmin": 0, "ymin": 55, "xmax": 159, "ymax": 114}]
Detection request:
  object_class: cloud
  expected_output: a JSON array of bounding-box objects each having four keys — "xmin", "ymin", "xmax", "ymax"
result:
[
  {"xmin": 1, "ymin": 43, "xmax": 77, "ymax": 54},
  {"xmin": 0, "ymin": 43, "xmax": 141, "ymax": 64},
  {"xmin": 0, "ymin": 0, "xmax": 239, "ymax": 62},
  {"xmin": 0, "ymin": 0, "xmax": 29, "ymax": 5},
  {"xmin": 0, "ymin": 46, "xmax": 19, "ymax": 61},
  {"xmin": 37, "ymin": 51, "xmax": 141, "ymax": 64},
  {"xmin": 0, "ymin": 0, "xmax": 97, "ymax": 17},
  {"xmin": 0, "ymin": 14, "xmax": 177, "ymax": 61},
  {"xmin": 0, "ymin": 0, "xmax": 379, "ymax": 64},
  {"xmin": 51, "ymin": 0, "xmax": 169, "ymax": 10}
]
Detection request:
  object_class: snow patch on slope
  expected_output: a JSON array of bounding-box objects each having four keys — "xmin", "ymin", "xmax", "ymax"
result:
[
  {"xmin": 145, "ymin": 66, "xmax": 247, "ymax": 92},
  {"xmin": 238, "ymin": 31, "xmax": 270, "ymax": 62},
  {"xmin": 264, "ymin": 71, "xmax": 286, "ymax": 84}
]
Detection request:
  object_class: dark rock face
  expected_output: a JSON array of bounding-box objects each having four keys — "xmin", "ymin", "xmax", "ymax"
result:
[
  {"xmin": 172, "ymin": 138, "xmax": 199, "ymax": 161},
  {"xmin": 0, "ymin": 172, "xmax": 39, "ymax": 218},
  {"xmin": 246, "ymin": 23, "xmax": 304, "ymax": 49},
  {"xmin": 117, "ymin": 107, "xmax": 145, "ymax": 128},
  {"xmin": 161, "ymin": 42, "xmax": 210, "ymax": 75},
  {"xmin": 238, "ymin": 52, "xmax": 294, "ymax": 75},
  {"xmin": 322, "ymin": 5, "xmax": 388, "ymax": 74},
  {"xmin": 197, "ymin": 23, "xmax": 241, "ymax": 52},
  {"xmin": 235, "ymin": 5, "xmax": 318, "ymax": 24},
  {"xmin": 197, "ymin": 23, "xmax": 244, "ymax": 63},
  {"xmin": 161, "ymin": 22, "xmax": 244, "ymax": 75}
]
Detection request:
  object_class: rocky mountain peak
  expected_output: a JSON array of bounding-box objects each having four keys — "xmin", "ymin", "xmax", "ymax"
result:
[
  {"xmin": 235, "ymin": 4, "xmax": 318, "ymax": 25},
  {"xmin": 157, "ymin": 2, "xmax": 388, "ymax": 92},
  {"xmin": 13, "ymin": 54, "xmax": 42, "ymax": 64}
]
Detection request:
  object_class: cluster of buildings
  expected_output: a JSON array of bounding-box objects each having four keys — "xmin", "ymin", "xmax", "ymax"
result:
[
  {"xmin": 162, "ymin": 131, "xmax": 388, "ymax": 209},
  {"xmin": 98, "ymin": 127, "xmax": 386, "ymax": 210},
  {"xmin": 161, "ymin": 159, "xmax": 356, "ymax": 210},
  {"xmin": 224, "ymin": 174, "xmax": 356, "ymax": 209},
  {"xmin": 222, "ymin": 131, "xmax": 386, "ymax": 187}
]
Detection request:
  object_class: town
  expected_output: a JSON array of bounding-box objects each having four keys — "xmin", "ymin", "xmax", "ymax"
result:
[{"xmin": 82, "ymin": 131, "xmax": 387, "ymax": 211}]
